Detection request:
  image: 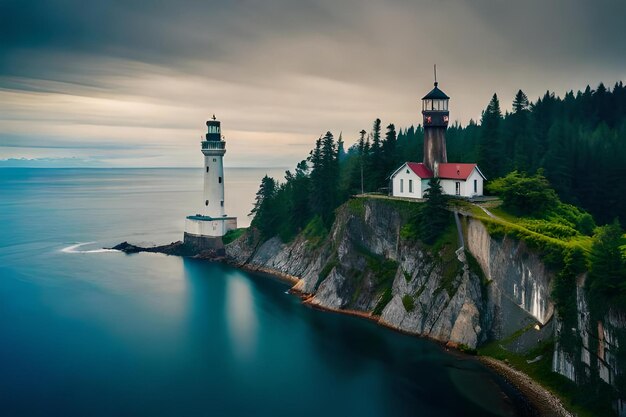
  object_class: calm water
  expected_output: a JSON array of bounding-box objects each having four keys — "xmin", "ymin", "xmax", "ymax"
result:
[{"xmin": 0, "ymin": 168, "xmax": 522, "ymax": 417}]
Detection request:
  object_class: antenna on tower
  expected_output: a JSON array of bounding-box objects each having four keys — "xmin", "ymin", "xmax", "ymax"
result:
[{"xmin": 434, "ymin": 64, "xmax": 438, "ymax": 87}]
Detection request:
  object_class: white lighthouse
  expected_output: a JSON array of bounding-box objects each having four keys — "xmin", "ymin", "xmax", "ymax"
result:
[{"xmin": 184, "ymin": 116, "xmax": 237, "ymax": 251}]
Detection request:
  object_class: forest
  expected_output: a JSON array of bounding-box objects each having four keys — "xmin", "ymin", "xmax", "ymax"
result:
[{"xmin": 251, "ymin": 81, "xmax": 626, "ymax": 240}]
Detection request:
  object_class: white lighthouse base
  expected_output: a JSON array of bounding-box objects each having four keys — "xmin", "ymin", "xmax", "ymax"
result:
[{"xmin": 184, "ymin": 215, "xmax": 237, "ymax": 253}]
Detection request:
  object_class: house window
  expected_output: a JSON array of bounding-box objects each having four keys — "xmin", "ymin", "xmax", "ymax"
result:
[
  {"xmin": 206, "ymin": 166, "xmax": 209, "ymax": 173},
  {"xmin": 400, "ymin": 179, "xmax": 404, "ymax": 193},
  {"xmin": 205, "ymin": 200, "xmax": 209, "ymax": 206},
  {"xmin": 474, "ymin": 179, "xmax": 477, "ymax": 193},
  {"xmin": 409, "ymin": 179, "xmax": 413, "ymax": 193},
  {"xmin": 218, "ymin": 176, "xmax": 222, "ymax": 184},
  {"xmin": 455, "ymin": 182, "xmax": 460, "ymax": 196},
  {"xmin": 406, "ymin": 169, "xmax": 409, "ymax": 174},
  {"xmin": 213, "ymin": 158, "xmax": 216, "ymax": 162},
  {"xmin": 220, "ymin": 200, "xmax": 224, "ymax": 207}
]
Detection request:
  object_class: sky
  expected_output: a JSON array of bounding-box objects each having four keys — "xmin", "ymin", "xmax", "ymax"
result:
[{"xmin": 1, "ymin": 0, "xmax": 625, "ymax": 168}]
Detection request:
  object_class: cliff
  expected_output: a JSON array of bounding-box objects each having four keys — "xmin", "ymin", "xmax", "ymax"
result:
[
  {"xmin": 552, "ymin": 273, "xmax": 626, "ymax": 415},
  {"xmin": 226, "ymin": 197, "xmax": 557, "ymax": 351}
]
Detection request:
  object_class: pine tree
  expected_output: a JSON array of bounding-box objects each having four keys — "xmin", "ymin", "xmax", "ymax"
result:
[
  {"xmin": 366, "ymin": 119, "xmax": 383, "ymax": 190},
  {"xmin": 510, "ymin": 90, "xmax": 533, "ymax": 170},
  {"xmin": 286, "ymin": 160, "xmax": 311, "ymax": 234},
  {"xmin": 309, "ymin": 137, "xmax": 324, "ymax": 216},
  {"xmin": 316, "ymin": 131, "xmax": 339, "ymax": 225},
  {"xmin": 478, "ymin": 94, "xmax": 503, "ymax": 179},
  {"xmin": 357, "ymin": 129, "xmax": 369, "ymax": 194},
  {"xmin": 337, "ymin": 132, "xmax": 346, "ymax": 161},
  {"xmin": 421, "ymin": 177, "xmax": 450, "ymax": 244},
  {"xmin": 512, "ymin": 89, "xmax": 529, "ymax": 113},
  {"xmin": 382, "ymin": 123, "xmax": 397, "ymax": 183},
  {"xmin": 250, "ymin": 175, "xmax": 278, "ymax": 239},
  {"xmin": 587, "ymin": 220, "xmax": 626, "ymax": 313}
]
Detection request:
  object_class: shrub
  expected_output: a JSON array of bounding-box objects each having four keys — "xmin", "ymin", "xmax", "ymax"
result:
[
  {"xmin": 402, "ymin": 294, "xmax": 415, "ymax": 312},
  {"xmin": 488, "ymin": 171, "xmax": 559, "ymax": 216},
  {"xmin": 223, "ymin": 228, "xmax": 246, "ymax": 245}
]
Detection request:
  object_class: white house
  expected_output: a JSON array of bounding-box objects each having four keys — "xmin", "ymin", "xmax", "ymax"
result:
[{"xmin": 390, "ymin": 162, "xmax": 485, "ymax": 199}]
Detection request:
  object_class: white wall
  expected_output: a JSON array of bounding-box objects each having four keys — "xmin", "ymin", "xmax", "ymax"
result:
[
  {"xmin": 438, "ymin": 169, "xmax": 484, "ymax": 197},
  {"xmin": 203, "ymin": 153, "xmax": 226, "ymax": 217},
  {"xmin": 391, "ymin": 164, "xmax": 423, "ymax": 198},
  {"xmin": 392, "ymin": 165, "xmax": 484, "ymax": 198},
  {"xmin": 440, "ymin": 179, "xmax": 458, "ymax": 196},
  {"xmin": 466, "ymin": 169, "xmax": 484, "ymax": 197},
  {"xmin": 185, "ymin": 217, "xmax": 237, "ymax": 237}
]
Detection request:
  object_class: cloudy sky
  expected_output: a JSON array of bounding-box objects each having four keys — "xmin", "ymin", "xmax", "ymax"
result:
[{"xmin": 1, "ymin": 0, "xmax": 625, "ymax": 167}]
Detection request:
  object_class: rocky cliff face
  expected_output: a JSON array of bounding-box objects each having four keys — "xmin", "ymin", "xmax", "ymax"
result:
[
  {"xmin": 465, "ymin": 218, "xmax": 555, "ymax": 338},
  {"xmin": 227, "ymin": 198, "xmax": 556, "ymax": 349},
  {"xmin": 552, "ymin": 273, "xmax": 626, "ymax": 415}
]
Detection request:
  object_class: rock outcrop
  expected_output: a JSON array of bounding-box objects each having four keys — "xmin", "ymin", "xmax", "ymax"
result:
[{"xmin": 225, "ymin": 198, "xmax": 562, "ymax": 350}]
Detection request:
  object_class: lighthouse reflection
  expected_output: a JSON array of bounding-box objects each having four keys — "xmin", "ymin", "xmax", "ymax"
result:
[{"xmin": 225, "ymin": 273, "xmax": 258, "ymax": 360}]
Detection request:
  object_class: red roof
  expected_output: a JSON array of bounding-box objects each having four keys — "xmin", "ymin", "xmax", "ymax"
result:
[
  {"xmin": 402, "ymin": 162, "xmax": 483, "ymax": 180},
  {"xmin": 406, "ymin": 162, "xmax": 433, "ymax": 178},
  {"xmin": 438, "ymin": 163, "xmax": 479, "ymax": 180}
]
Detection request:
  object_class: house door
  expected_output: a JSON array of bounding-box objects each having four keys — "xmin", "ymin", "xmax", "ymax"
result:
[{"xmin": 455, "ymin": 182, "xmax": 460, "ymax": 196}]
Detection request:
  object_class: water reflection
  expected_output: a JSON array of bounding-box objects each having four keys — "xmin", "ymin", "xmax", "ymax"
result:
[{"xmin": 225, "ymin": 272, "xmax": 258, "ymax": 360}]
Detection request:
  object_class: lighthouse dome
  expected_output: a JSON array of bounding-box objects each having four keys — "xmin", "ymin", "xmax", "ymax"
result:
[{"xmin": 422, "ymin": 83, "xmax": 450, "ymax": 100}]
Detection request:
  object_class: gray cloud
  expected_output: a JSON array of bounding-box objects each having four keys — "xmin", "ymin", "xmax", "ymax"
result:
[{"xmin": 1, "ymin": 0, "xmax": 625, "ymax": 167}]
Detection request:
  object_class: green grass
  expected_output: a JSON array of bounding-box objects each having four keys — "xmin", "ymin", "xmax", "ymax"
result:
[
  {"xmin": 223, "ymin": 228, "xmax": 247, "ymax": 245},
  {"xmin": 346, "ymin": 198, "xmax": 366, "ymax": 218},
  {"xmin": 469, "ymin": 201, "xmax": 594, "ymax": 271}
]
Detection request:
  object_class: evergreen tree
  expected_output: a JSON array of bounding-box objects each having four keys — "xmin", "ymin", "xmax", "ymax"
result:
[
  {"xmin": 421, "ymin": 177, "xmax": 450, "ymax": 244},
  {"xmin": 365, "ymin": 118, "xmax": 387, "ymax": 190},
  {"xmin": 544, "ymin": 120, "xmax": 574, "ymax": 201},
  {"xmin": 284, "ymin": 160, "xmax": 311, "ymax": 235},
  {"xmin": 382, "ymin": 123, "xmax": 397, "ymax": 183},
  {"xmin": 478, "ymin": 94, "xmax": 503, "ymax": 179},
  {"xmin": 512, "ymin": 89, "xmax": 529, "ymax": 113},
  {"xmin": 358, "ymin": 129, "xmax": 367, "ymax": 194},
  {"xmin": 587, "ymin": 220, "xmax": 626, "ymax": 312},
  {"xmin": 250, "ymin": 175, "xmax": 278, "ymax": 239},
  {"xmin": 309, "ymin": 136, "xmax": 324, "ymax": 216},
  {"xmin": 509, "ymin": 90, "xmax": 533, "ymax": 170},
  {"xmin": 337, "ymin": 132, "xmax": 346, "ymax": 161},
  {"xmin": 310, "ymin": 131, "xmax": 339, "ymax": 225}
]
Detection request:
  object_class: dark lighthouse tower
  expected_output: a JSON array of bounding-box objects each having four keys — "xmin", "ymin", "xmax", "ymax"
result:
[{"xmin": 421, "ymin": 73, "xmax": 450, "ymax": 173}]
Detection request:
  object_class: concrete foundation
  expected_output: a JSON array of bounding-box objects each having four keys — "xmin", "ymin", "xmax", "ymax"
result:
[{"xmin": 183, "ymin": 232, "xmax": 225, "ymax": 254}]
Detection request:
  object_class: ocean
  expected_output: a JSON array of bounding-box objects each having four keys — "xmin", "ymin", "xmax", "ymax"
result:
[{"xmin": 0, "ymin": 167, "xmax": 524, "ymax": 416}]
